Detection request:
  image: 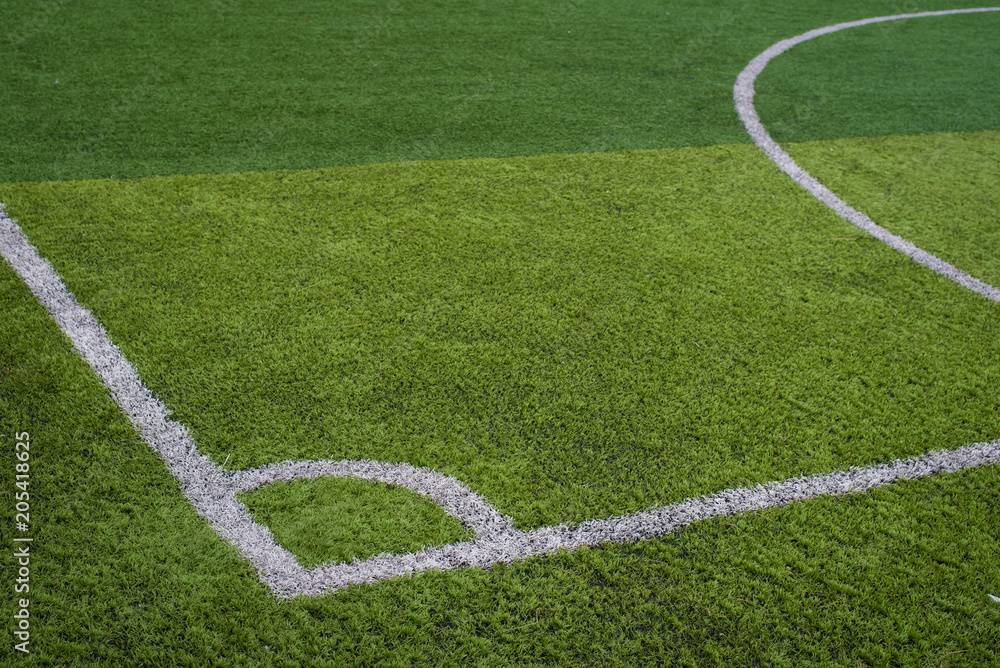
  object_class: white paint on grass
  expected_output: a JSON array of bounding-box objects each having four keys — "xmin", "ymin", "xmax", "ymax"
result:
[
  {"xmin": 734, "ymin": 7, "xmax": 1000, "ymax": 305},
  {"xmin": 258, "ymin": 439, "xmax": 1000, "ymax": 598},
  {"xmin": 0, "ymin": 206, "xmax": 512, "ymax": 596},
  {"xmin": 2, "ymin": 8, "xmax": 1000, "ymax": 597}
]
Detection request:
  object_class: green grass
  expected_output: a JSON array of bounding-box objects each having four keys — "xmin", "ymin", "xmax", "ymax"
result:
[
  {"xmin": 240, "ymin": 477, "xmax": 472, "ymax": 568},
  {"xmin": 1, "ymin": 0, "xmax": 998, "ymax": 181},
  {"xmin": 2, "ymin": 0, "xmax": 1000, "ymax": 664},
  {"xmin": 754, "ymin": 11, "xmax": 1000, "ymax": 144},
  {"xmin": 785, "ymin": 130, "xmax": 1000, "ymax": 288},
  {"xmin": 3, "ymin": 137, "xmax": 999, "ymax": 534},
  {"xmin": 0, "ymin": 302, "xmax": 997, "ymax": 664}
]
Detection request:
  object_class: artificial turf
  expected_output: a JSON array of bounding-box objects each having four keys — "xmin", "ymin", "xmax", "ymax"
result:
[
  {"xmin": 0, "ymin": 280, "xmax": 997, "ymax": 664},
  {"xmin": 2, "ymin": 0, "xmax": 999, "ymax": 664},
  {"xmin": 752, "ymin": 9, "xmax": 1000, "ymax": 144},
  {"xmin": 3, "ymin": 135, "xmax": 998, "ymax": 538},
  {"xmin": 1, "ymin": 0, "xmax": 998, "ymax": 182},
  {"xmin": 239, "ymin": 476, "xmax": 472, "ymax": 568},
  {"xmin": 784, "ymin": 130, "xmax": 1000, "ymax": 288}
]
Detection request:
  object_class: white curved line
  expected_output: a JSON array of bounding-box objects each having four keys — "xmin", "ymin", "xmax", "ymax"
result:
[
  {"xmin": 277, "ymin": 439, "xmax": 1000, "ymax": 597},
  {"xmin": 231, "ymin": 459, "xmax": 516, "ymax": 539},
  {"xmin": 3, "ymin": 9, "xmax": 1000, "ymax": 597},
  {"xmin": 0, "ymin": 208, "xmax": 520, "ymax": 595},
  {"xmin": 734, "ymin": 7, "xmax": 1000, "ymax": 304}
]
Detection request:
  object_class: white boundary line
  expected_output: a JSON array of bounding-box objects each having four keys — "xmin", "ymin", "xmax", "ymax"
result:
[{"xmin": 2, "ymin": 8, "xmax": 999, "ymax": 598}]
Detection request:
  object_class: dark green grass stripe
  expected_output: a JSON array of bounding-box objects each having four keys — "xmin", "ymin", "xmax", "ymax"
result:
[
  {"xmin": 1, "ymin": 0, "xmax": 997, "ymax": 182},
  {"xmin": 754, "ymin": 10, "xmax": 1000, "ymax": 144}
]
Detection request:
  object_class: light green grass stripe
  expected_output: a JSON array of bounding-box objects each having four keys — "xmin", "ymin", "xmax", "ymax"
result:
[
  {"xmin": 7, "ymin": 194, "xmax": 997, "ymax": 594},
  {"xmin": 1, "ymin": 294, "xmax": 998, "ymax": 664},
  {"xmin": 239, "ymin": 477, "xmax": 472, "ymax": 568},
  {"xmin": 3, "ymin": 138, "xmax": 997, "ymax": 534},
  {"xmin": 785, "ymin": 130, "xmax": 1000, "ymax": 289}
]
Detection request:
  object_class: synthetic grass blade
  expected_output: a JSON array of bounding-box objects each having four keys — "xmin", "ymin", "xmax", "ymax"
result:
[
  {"xmin": 0, "ymin": 204, "xmax": 512, "ymax": 597},
  {"xmin": 734, "ymin": 6, "xmax": 1000, "ymax": 305},
  {"xmin": 3, "ymin": 9, "xmax": 1000, "ymax": 596}
]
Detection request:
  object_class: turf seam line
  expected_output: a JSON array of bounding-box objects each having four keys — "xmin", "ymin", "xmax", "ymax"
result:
[{"xmin": 734, "ymin": 7, "xmax": 1000, "ymax": 305}]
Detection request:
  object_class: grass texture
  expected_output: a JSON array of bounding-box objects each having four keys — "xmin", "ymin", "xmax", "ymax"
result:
[
  {"xmin": 239, "ymin": 477, "xmax": 472, "ymax": 568},
  {"xmin": 0, "ymin": 287, "xmax": 997, "ymax": 665},
  {"xmin": 1, "ymin": 0, "xmax": 1000, "ymax": 664},
  {"xmin": 1, "ymin": 0, "xmax": 998, "ymax": 182},
  {"xmin": 3, "ymin": 137, "xmax": 999, "ymax": 536},
  {"xmin": 753, "ymin": 11, "xmax": 1000, "ymax": 144},
  {"xmin": 786, "ymin": 130, "xmax": 1000, "ymax": 288}
]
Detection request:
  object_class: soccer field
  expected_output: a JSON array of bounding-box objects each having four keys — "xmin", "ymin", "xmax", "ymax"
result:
[{"xmin": 2, "ymin": 1, "xmax": 999, "ymax": 665}]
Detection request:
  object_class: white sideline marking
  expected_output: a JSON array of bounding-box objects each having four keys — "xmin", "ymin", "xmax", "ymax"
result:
[{"xmin": 2, "ymin": 8, "xmax": 1000, "ymax": 597}]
